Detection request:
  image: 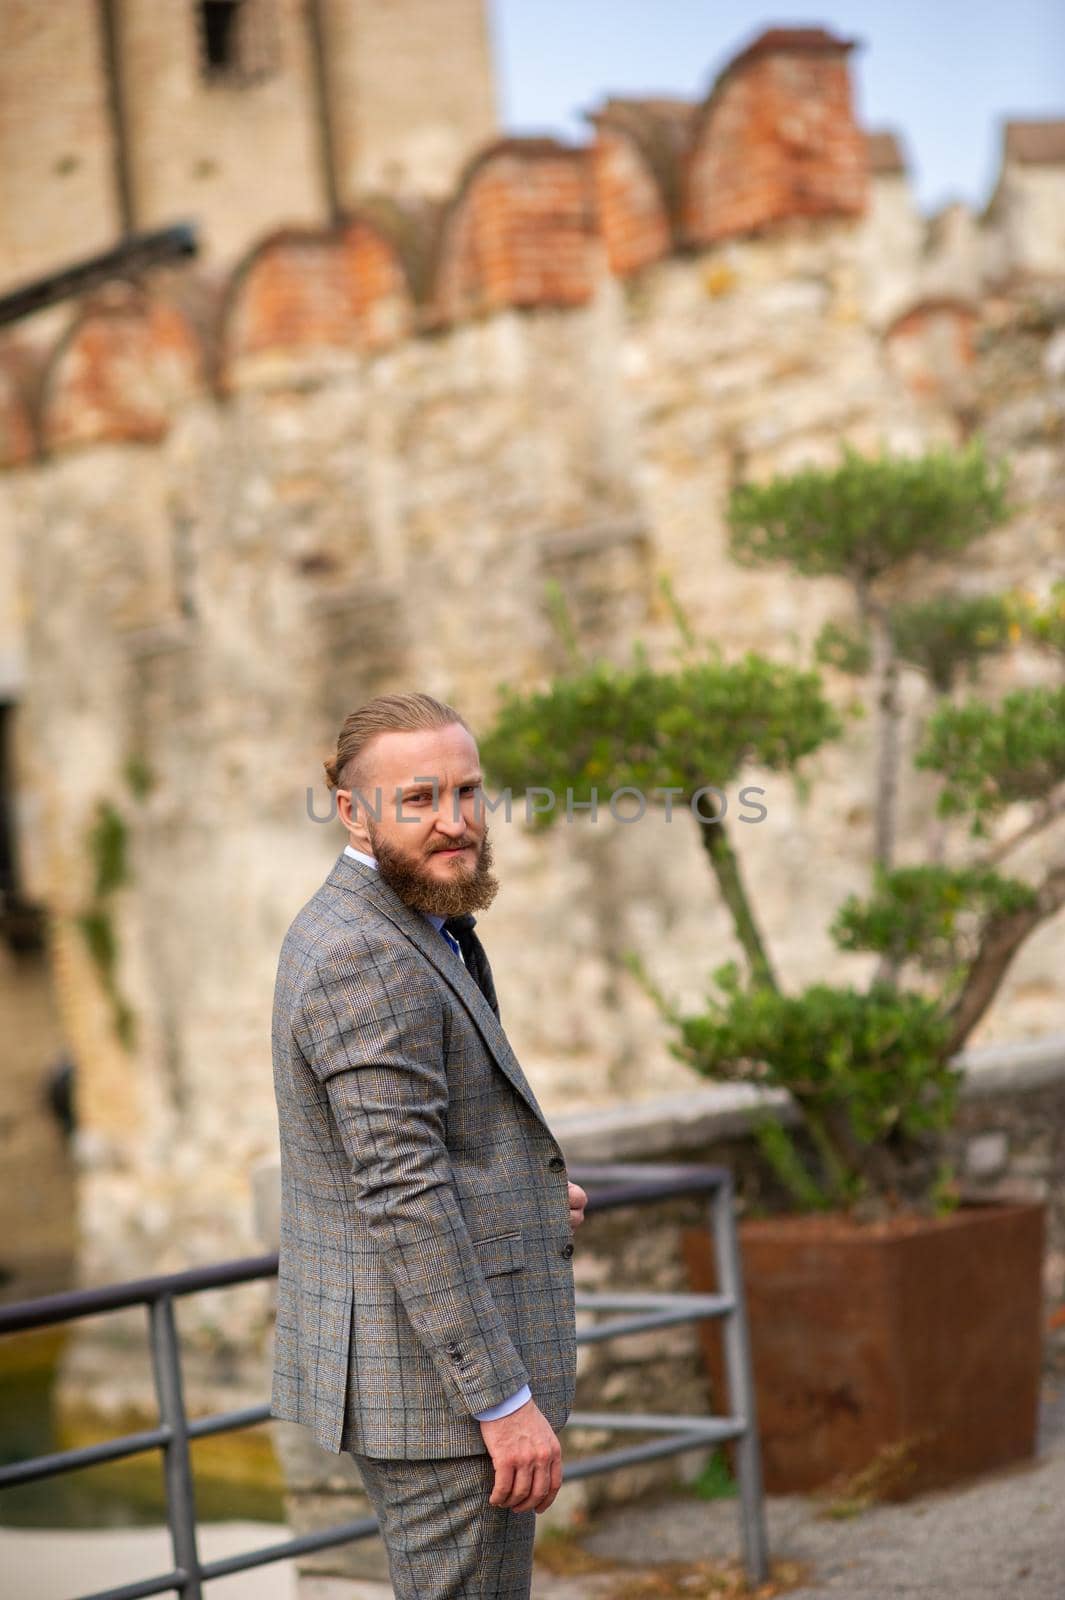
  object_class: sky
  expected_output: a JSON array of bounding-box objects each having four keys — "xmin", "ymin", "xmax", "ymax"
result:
[{"xmin": 490, "ymin": 1, "xmax": 1065, "ymax": 215}]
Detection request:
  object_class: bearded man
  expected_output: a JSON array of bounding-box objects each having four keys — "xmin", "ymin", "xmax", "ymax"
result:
[{"xmin": 270, "ymin": 691, "xmax": 586, "ymax": 1599}]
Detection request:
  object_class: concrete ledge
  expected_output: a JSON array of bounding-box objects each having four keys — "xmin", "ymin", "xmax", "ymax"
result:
[
  {"xmin": 553, "ymin": 1033, "xmax": 1065, "ymax": 1163},
  {"xmin": 554, "ymin": 1084, "xmax": 797, "ymax": 1163},
  {"xmin": 951, "ymin": 1032, "xmax": 1065, "ymax": 1098},
  {"xmin": 252, "ymin": 1034, "xmax": 1065, "ymax": 1244}
]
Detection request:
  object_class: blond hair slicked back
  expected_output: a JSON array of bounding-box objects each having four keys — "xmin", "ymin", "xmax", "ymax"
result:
[{"xmin": 323, "ymin": 692, "xmax": 470, "ymax": 793}]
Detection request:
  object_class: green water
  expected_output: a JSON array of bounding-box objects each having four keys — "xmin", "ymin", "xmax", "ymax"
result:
[{"xmin": 0, "ymin": 1333, "xmax": 284, "ymax": 1529}]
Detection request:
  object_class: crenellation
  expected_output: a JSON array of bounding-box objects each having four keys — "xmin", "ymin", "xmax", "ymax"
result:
[
  {"xmin": 683, "ymin": 28, "xmax": 867, "ymax": 246},
  {"xmin": 586, "ymin": 112, "xmax": 678, "ymax": 278},
  {"xmin": 985, "ymin": 119, "xmax": 1065, "ymax": 282},
  {"xmin": 434, "ymin": 141, "xmax": 597, "ymax": 324},
  {"xmin": 883, "ymin": 297, "xmax": 979, "ymax": 409},
  {"xmin": 0, "ymin": 25, "xmax": 1062, "ymax": 463},
  {"xmin": 39, "ymin": 289, "xmax": 206, "ymax": 454},
  {"xmin": 219, "ymin": 220, "xmax": 415, "ymax": 390}
]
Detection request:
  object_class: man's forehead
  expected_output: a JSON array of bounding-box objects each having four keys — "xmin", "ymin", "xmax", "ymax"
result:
[{"xmin": 367, "ymin": 726, "xmax": 480, "ymax": 782}]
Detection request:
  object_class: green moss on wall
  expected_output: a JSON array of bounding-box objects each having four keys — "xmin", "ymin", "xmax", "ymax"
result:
[{"xmin": 78, "ymin": 799, "xmax": 137, "ymax": 1050}]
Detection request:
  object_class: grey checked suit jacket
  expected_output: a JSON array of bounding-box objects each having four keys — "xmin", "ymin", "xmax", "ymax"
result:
[{"xmin": 269, "ymin": 847, "xmax": 578, "ymax": 1458}]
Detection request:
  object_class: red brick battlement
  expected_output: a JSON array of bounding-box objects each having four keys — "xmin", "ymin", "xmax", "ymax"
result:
[{"xmin": 0, "ymin": 26, "xmax": 1059, "ymax": 464}]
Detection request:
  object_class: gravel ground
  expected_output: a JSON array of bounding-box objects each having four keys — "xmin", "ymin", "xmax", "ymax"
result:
[
  {"xmin": 565, "ymin": 1379, "xmax": 1065, "ymax": 1599},
  {"xmin": 571, "ymin": 1450, "xmax": 1064, "ymax": 1598}
]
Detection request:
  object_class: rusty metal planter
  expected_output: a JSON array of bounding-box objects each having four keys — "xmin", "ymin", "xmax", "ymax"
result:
[{"xmin": 681, "ymin": 1199, "xmax": 1046, "ymax": 1496}]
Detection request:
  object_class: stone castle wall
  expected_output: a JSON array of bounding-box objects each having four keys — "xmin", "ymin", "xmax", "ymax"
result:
[{"xmin": 0, "ymin": 27, "xmax": 1063, "ymax": 1326}]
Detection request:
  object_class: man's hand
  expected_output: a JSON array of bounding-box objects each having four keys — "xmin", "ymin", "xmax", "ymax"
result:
[
  {"xmin": 568, "ymin": 1181, "xmax": 587, "ymax": 1231},
  {"xmin": 479, "ymin": 1397, "xmax": 562, "ymax": 1513}
]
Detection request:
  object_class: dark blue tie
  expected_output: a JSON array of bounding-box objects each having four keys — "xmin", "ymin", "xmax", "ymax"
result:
[
  {"xmin": 442, "ymin": 914, "xmax": 500, "ymax": 1020},
  {"xmin": 440, "ymin": 925, "xmax": 462, "ymax": 960}
]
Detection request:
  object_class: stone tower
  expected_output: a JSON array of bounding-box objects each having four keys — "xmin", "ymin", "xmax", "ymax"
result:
[
  {"xmin": 0, "ymin": 0, "xmax": 498, "ymax": 291},
  {"xmin": 313, "ymin": 0, "xmax": 499, "ymax": 206}
]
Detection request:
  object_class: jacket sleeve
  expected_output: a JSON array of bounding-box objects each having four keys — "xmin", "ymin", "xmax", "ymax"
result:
[{"xmin": 295, "ymin": 932, "xmax": 531, "ymax": 1419}]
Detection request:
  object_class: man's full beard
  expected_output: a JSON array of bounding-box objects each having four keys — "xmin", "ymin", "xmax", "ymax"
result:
[{"xmin": 368, "ymin": 823, "xmax": 500, "ymax": 918}]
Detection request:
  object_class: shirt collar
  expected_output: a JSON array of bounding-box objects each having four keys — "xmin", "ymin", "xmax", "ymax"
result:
[{"xmin": 343, "ymin": 843, "xmax": 446, "ymax": 931}]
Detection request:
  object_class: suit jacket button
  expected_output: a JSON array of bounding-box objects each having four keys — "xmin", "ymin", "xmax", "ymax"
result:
[
  {"xmin": 446, "ymin": 1344, "xmax": 462, "ymax": 1359},
  {"xmin": 548, "ymin": 1156, "xmax": 565, "ymax": 1171},
  {"xmin": 561, "ymin": 1242, "xmax": 574, "ymax": 1258}
]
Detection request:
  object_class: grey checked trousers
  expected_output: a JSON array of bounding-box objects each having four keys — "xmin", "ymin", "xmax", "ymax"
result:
[{"xmin": 350, "ymin": 1449, "xmax": 537, "ymax": 1599}]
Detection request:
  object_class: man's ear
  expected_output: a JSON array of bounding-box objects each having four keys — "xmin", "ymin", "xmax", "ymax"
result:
[
  {"xmin": 336, "ymin": 789, "xmax": 357, "ymax": 835},
  {"xmin": 337, "ymin": 789, "xmax": 372, "ymax": 849}
]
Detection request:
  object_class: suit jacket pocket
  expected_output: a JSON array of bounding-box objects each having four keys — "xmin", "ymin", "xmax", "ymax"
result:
[{"xmin": 471, "ymin": 1229, "xmax": 525, "ymax": 1278}]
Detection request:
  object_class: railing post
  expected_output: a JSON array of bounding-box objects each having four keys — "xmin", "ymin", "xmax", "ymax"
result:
[
  {"xmin": 709, "ymin": 1176, "xmax": 770, "ymax": 1585},
  {"xmin": 149, "ymin": 1293, "xmax": 203, "ymax": 1599}
]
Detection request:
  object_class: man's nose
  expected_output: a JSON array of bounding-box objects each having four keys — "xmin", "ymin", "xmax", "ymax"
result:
[{"xmin": 433, "ymin": 804, "xmax": 469, "ymax": 838}]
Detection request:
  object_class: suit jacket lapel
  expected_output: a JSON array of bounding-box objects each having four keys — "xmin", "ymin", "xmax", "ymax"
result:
[{"xmin": 323, "ymin": 850, "xmax": 552, "ymax": 1136}]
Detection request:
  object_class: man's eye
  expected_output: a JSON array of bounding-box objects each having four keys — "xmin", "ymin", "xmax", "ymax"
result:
[
  {"xmin": 460, "ymin": 784, "xmax": 479, "ymax": 795},
  {"xmin": 407, "ymin": 793, "xmax": 430, "ymax": 805}
]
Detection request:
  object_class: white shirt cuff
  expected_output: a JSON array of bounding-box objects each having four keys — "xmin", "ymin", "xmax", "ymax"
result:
[{"xmin": 473, "ymin": 1383, "xmax": 532, "ymax": 1421}]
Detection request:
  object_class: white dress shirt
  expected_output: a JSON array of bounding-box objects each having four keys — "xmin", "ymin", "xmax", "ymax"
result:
[{"xmin": 341, "ymin": 844, "xmax": 532, "ymax": 1423}]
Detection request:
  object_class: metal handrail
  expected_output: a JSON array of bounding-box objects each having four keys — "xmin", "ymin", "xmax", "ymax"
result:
[
  {"xmin": 0, "ymin": 1253, "xmax": 280, "ymax": 1335},
  {"xmin": 0, "ymin": 1161, "xmax": 769, "ymax": 1595}
]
